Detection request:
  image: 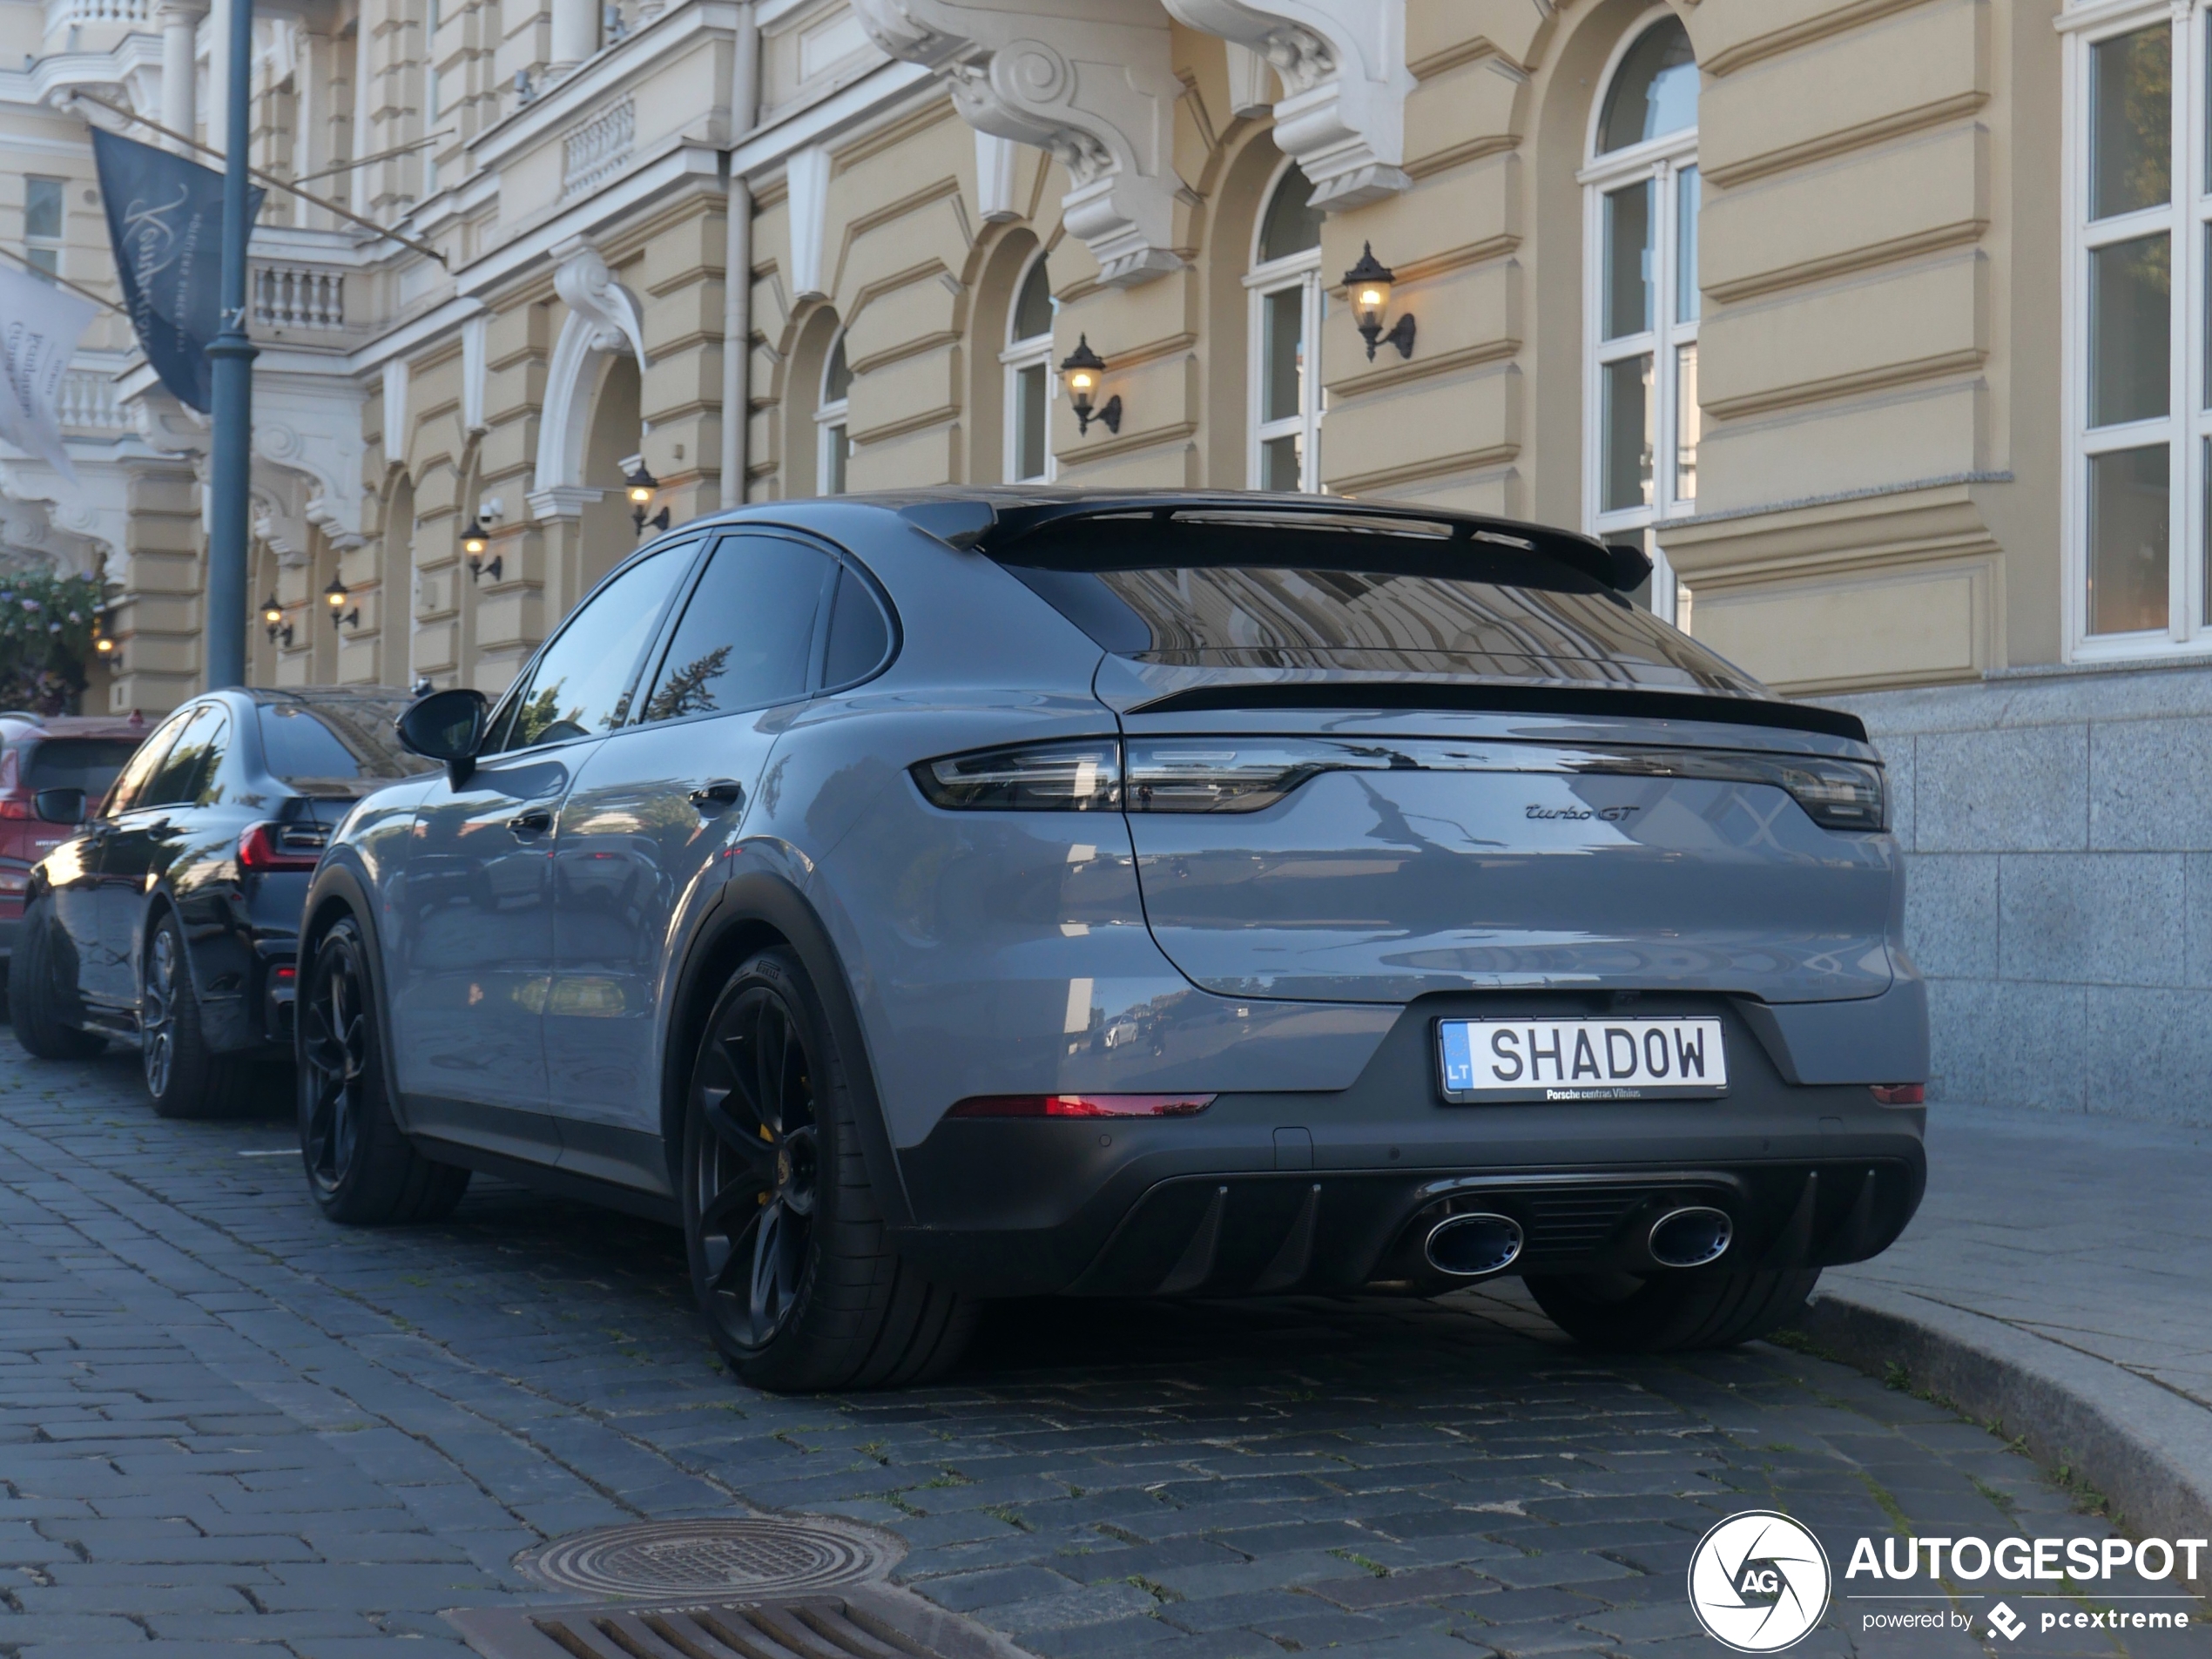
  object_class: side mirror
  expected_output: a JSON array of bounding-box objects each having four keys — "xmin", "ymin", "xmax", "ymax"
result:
[
  {"xmin": 33, "ymin": 787, "xmax": 86, "ymax": 826},
  {"xmin": 395, "ymin": 687, "xmax": 489, "ymax": 787}
]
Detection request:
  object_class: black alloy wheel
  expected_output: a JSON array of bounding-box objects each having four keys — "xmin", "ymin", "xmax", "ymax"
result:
[
  {"xmin": 300, "ymin": 924, "xmax": 370, "ymax": 1199},
  {"xmin": 690, "ymin": 976, "xmax": 820, "ymax": 1353},
  {"xmin": 682, "ymin": 948, "xmax": 975, "ymax": 1392},
  {"xmin": 296, "ymin": 915, "xmax": 469, "ymax": 1224}
]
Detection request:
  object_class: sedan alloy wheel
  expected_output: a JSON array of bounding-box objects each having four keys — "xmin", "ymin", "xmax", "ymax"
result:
[{"xmin": 140, "ymin": 924, "xmax": 181, "ymax": 1098}]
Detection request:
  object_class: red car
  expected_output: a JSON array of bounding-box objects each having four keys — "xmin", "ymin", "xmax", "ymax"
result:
[{"xmin": 0, "ymin": 711, "xmax": 148, "ymax": 967}]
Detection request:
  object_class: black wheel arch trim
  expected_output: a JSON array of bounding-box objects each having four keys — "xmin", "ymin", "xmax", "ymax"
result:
[
  {"xmin": 298, "ymin": 858, "xmax": 415, "ymax": 1136},
  {"xmin": 661, "ymin": 870, "xmax": 914, "ymax": 1231}
]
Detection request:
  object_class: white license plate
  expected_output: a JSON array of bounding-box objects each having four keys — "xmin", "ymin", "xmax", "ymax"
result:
[{"xmin": 1437, "ymin": 1016, "xmax": 1728, "ymax": 1103}]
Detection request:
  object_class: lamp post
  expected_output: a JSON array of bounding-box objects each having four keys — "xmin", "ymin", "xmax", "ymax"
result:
[{"xmin": 204, "ymin": 0, "xmax": 257, "ymax": 689}]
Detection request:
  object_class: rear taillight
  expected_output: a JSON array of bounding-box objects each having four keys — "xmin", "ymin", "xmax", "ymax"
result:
[
  {"xmin": 1125, "ymin": 740, "xmax": 1348, "ymax": 813},
  {"xmin": 0, "ymin": 870, "xmax": 26, "ymax": 894},
  {"xmin": 914, "ymin": 737, "xmax": 1887, "ymax": 831},
  {"xmin": 912, "ymin": 739, "xmax": 1122, "ymax": 811},
  {"xmin": 239, "ymin": 823, "xmax": 323, "ymax": 872},
  {"xmin": 946, "ymin": 1093, "xmax": 1214, "ymax": 1119},
  {"xmin": 0, "ymin": 795, "xmax": 30, "ymax": 819},
  {"xmin": 1870, "ymin": 1083, "xmax": 1925, "ymax": 1107}
]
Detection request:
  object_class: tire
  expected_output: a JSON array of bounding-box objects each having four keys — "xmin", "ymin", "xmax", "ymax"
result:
[
  {"xmin": 1523, "ymin": 1265, "xmax": 1821, "ymax": 1353},
  {"xmin": 298, "ymin": 914, "xmax": 469, "ymax": 1224},
  {"xmin": 141, "ymin": 912, "xmax": 250, "ymax": 1119},
  {"xmin": 10, "ymin": 897, "xmax": 104, "ymax": 1061},
  {"xmin": 683, "ymin": 948, "xmax": 976, "ymax": 1393}
]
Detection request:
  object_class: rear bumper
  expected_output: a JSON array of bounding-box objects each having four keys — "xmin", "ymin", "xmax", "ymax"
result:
[{"xmin": 887, "ymin": 992, "xmax": 1926, "ymax": 1298}]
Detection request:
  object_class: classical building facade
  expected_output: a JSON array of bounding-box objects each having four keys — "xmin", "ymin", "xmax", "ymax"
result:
[{"xmin": 3, "ymin": 0, "xmax": 2207, "ymax": 1119}]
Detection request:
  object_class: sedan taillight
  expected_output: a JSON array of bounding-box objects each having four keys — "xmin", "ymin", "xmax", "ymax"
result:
[
  {"xmin": 239, "ymin": 822, "xmax": 323, "ymax": 872},
  {"xmin": 1870, "ymin": 1083, "xmax": 1925, "ymax": 1106}
]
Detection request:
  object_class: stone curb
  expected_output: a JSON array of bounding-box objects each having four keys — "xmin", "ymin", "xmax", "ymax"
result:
[{"xmin": 1797, "ymin": 1283, "xmax": 2212, "ymax": 1553}]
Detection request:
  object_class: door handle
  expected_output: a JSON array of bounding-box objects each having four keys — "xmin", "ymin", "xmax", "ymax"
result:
[
  {"xmin": 507, "ymin": 807, "xmax": 553, "ymax": 834},
  {"xmin": 688, "ymin": 779, "xmax": 745, "ymax": 813}
]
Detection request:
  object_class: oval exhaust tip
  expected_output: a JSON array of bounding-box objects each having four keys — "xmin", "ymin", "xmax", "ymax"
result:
[
  {"xmin": 1649, "ymin": 1206, "xmax": 1732, "ymax": 1268},
  {"xmin": 1425, "ymin": 1212, "xmax": 1524, "ymax": 1278}
]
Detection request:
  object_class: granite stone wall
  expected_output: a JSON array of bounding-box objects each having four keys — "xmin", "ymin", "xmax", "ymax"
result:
[{"xmin": 1833, "ymin": 664, "xmax": 2212, "ymax": 1125}]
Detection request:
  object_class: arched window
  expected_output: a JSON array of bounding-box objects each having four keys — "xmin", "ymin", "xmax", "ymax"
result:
[
  {"xmin": 817, "ymin": 330, "xmax": 852, "ymax": 496},
  {"xmin": 1248, "ymin": 160, "xmax": 1325, "ymax": 491},
  {"xmin": 1004, "ymin": 252, "xmax": 1054, "ymax": 482},
  {"xmin": 1584, "ymin": 13, "xmax": 1699, "ymax": 621}
]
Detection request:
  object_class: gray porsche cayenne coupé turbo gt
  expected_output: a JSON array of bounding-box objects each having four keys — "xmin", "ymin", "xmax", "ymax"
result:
[{"xmin": 295, "ymin": 489, "xmax": 1927, "ymax": 1391}]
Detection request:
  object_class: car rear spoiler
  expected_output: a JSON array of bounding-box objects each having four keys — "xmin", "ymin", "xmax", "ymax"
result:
[
  {"xmin": 1124, "ymin": 680, "xmax": 1871, "ymax": 745},
  {"xmin": 897, "ymin": 496, "xmax": 1656, "ymax": 593}
]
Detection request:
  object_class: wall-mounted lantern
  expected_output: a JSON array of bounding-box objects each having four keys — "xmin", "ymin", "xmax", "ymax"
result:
[
  {"xmin": 625, "ymin": 460, "xmax": 670, "ymax": 536},
  {"xmin": 1059, "ymin": 335, "xmax": 1121, "ymax": 436},
  {"xmin": 260, "ymin": 594, "xmax": 293, "ymax": 647},
  {"xmin": 324, "ymin": 576, "xmax": 359, "ymax": 630},
  {"xmin": 1345, "ymin": 242, "xmax": 1415, "ymax": 361},
  {"xmin": 462, "ymin": 516, "xmax": 502, "ymax": 583}
]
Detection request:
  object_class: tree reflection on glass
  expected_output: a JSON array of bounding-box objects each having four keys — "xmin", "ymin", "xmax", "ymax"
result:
[{"xmin": 644, "ymin": 645, "xmax": 732, "ymax": 723}]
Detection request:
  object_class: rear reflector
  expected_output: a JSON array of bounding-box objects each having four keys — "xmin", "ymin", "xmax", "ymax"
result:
[
  {"xmin": 946, "ymin": 1093, "xmax": 1214, "ymax": 1119},
  {"xmin": 1870, "ymin": 1083, "xmax": 1925, "ymax": 1106}
]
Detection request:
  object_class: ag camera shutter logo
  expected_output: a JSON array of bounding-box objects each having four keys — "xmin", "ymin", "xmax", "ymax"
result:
[{"xmin": 1687, "ymin": 1511, "xmax": 1832, "ymax": 1652}]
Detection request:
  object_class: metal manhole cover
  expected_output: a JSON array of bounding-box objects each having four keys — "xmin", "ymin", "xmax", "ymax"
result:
[
  {"xmin": 519, "ymin": 1516, "xmax": 903, "ymax": 1599},
  {"xmin": 447, "ymin": 1585, "xmax": 1021, "ymax": 1659}
]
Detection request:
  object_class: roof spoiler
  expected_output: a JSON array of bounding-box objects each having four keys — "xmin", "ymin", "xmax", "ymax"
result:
[
  {"xmin": 912, "ymin": 496, "xmax": 1656, "ymax": 593},
  {"xmin": 897, "ymin": 499, "xmax": 997, "ymax": 550}
]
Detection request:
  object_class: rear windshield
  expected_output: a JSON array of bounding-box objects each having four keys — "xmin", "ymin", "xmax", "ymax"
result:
[
  {"xmin": 24, "ymin": 738, "xmax": 142, "ymax": 795},
  {"xmin": 257, "ymin": 700, "xmax": 434, "ymax": 786},
  {"xmin": 997, "ymin": 523, "xmax": 1756, "ymax": 693}
]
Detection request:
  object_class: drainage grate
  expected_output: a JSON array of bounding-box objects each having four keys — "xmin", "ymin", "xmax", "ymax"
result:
[
  {"xmin": 520, "ymin": 1517, "xmax": 904, "ymax": 1601},
  {"xmin": 447, "ymin": 1588, "xmax": 1024, "ymax": 1659}
]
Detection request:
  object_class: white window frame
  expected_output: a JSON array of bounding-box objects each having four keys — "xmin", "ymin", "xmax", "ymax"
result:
[
  {"xmin": 2060, "ymin": 0, "xmax": 2206, "ymax": 662},
  {"xmin": 24, "ymin": 175, "xmax": 64, "ymax": 280},
  {"xmin": 1579, "ymin": 13, "xmax": 1698, "ymax": 625},
  {"xmin": 1001, "ymin": 247, "xmax": 1055, "ymax": 483},
  {"xmin": 1246, "ymin": 157, "xmax": 1325, "ymax": 492},
  {"xmin": 816, "ymin": 328, "xmax": 850, "ymax": 496}
]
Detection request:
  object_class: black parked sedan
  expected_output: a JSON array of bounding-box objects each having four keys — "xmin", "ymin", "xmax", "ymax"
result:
[{"xmin": 11, "ymin": 687, "xmax": 434, "ymax": 1116}]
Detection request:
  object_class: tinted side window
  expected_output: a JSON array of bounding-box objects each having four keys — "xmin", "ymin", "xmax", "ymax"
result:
[
  {"xmin": 104, "ymin": 718, "xmax": 186, "ymax": 815},
  {"xmin": 822, "ymin": 565, "xmax": 892, "ymax": 687},
  {"xmin": 490, "ymin": 546, "xmax": 690, "ymax": 752},
  {"xmin": 27, "ymin": 738, "xmax": 142, "ymax": 796},
  {"xmin": 258, "ymin": 699, "xmax": 435, "ymax": 781},
  {"xmin": 638, "ymin": 535, "xmax": 837, "ymax": 724},
  {"xmin": 141, "ymin": 706, "xmax": 228, "ymax": 808}
]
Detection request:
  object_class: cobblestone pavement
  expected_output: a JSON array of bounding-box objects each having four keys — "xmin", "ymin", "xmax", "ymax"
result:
[{"xmin": 0, "ymin": 1044, "xmax": 2200, "ymax": 1659}]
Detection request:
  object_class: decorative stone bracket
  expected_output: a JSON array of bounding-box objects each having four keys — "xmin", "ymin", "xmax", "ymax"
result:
[
  {"xmin": 534, "ymin": 238, "xmax": 649, "ymax": 502},
  {"xmin": 1163, "ymin": 0, "xmax": 1412, "ymax": 208},
  {"xmin": 852, "ymin": 0, "xmax": 1184, "ymax": 286}
]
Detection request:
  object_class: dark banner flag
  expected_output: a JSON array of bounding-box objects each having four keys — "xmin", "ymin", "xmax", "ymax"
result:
[{"xmin": 89, "ymin": 128, "xmax": 262, "ymax": 414}]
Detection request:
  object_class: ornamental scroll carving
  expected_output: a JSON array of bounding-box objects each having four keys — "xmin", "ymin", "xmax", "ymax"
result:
[
  {"xmin": 852, "ymin": 0, "xmax": 1184, "ymax": 286},
  {"xmin": 1162, "ymin": 0, "xmax": 1412, "ymax": 207}
]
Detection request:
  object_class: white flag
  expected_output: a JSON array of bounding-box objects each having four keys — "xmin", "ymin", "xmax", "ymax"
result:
[{"xmin": 0, "ymin": 264, "xmax": 98, "ymax": 483}]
